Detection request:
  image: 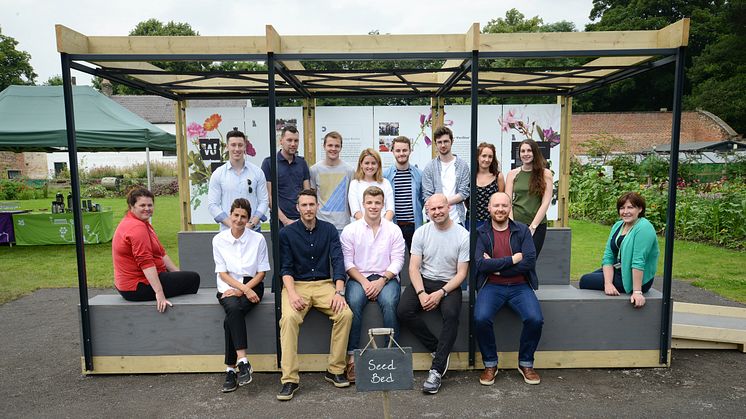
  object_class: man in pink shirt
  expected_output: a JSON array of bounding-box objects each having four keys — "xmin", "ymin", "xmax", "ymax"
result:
[{"xmin": 340, "ymin": 186, "xmax": 405, "ymax": 383}]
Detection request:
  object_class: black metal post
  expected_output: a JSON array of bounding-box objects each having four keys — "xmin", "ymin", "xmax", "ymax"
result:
[
  {"xmin": 61, "ymin": 53, "xmax": 93, "ymax": 371},
  {"xmin": 660, "ymin": 47, "xmax": 686, "ymax": 364},
  {"xmin": 268, "ymin": 53, "xmax": 283, "ymax": 368},
  {"xmin": 468, "ymin": 50, "xmax": 479, "ymax": 368}
]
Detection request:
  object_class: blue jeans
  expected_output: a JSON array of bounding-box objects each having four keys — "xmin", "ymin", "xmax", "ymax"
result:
[
  {"xmin": 475, "ymin": 283, "xmax": 543, "ymax": 368},
  {"xmin": 579, "ymin": 267, "xmax": 654, "ymax": 294},
  {"xmin": 346, "ymin": 274, "xmax": 401, "ymax": 352}
]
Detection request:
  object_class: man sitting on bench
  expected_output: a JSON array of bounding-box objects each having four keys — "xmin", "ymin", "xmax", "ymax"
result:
[
  {"xmin": 276, "ymin": 189, "xmax": 353, "ymax": 401},
  {"xmin": 474, "ymin": 192, "xmax": 543, "ymax": 386}
]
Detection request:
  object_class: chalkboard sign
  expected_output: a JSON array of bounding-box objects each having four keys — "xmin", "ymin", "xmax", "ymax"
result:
[{"xmin": 354, "ymin": 347, "xmax": 413, "ymax": 392}]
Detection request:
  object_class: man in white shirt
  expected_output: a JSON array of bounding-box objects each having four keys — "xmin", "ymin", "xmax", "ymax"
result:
[
  {"xmin": 421, "ymin": 126, "xmax": 470, "ymax": 226},
  {"xmin": 208, "ymin": 128, "xmax": 269, "ymax": 231},
  {"xmin": 340, "ymin": 186, "xmax": 405, "ymax": 383},
  {"xmin": 310, "ymin": 131, "xmax": 355, "ymax": 231}
]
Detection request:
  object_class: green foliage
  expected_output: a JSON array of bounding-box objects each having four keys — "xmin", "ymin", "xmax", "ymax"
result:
[
  {"xmin": 685, "ymin": 0, "xmax": 746, "ymax": 134},
  {"xmin": 478, "ymin": 9, "xmax": 583, "ymax": 106},
  {"xmin": 570, "ymin": 161, "xmax": 746, "ymax": 250},
  {"xmin": 0, "ymin": 179, "xmax": 47, "ymax": 200},
  {"xmin": 0, "ymin": 26, "xmax": 37, "ymax": 91},
  {"xmin": 82, "ymin": 184, "xmax": 109, "ymax": 198},
  {"xmin": 579, "ymin": 133, "xmax": 626, "ymax": 163},
  {"xmin": 579, "ymin": 0, "xmax": 746, "ymax": 134},
  {"xmin": 43, "ymin": 75, "xmax": 63, "ymax": 86}
]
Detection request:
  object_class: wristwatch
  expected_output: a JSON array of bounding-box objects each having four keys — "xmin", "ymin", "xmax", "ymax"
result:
[
  {"xmin": 416, "ymin": 289, "xmax": 425, "ymax": 296},
  {"xmin": 441, "ymin": 288, "xmax": 448, "ymax": 297},
  {"xmin": 335, "ymin": 290, "xmax": 345, "ymax": 297}
]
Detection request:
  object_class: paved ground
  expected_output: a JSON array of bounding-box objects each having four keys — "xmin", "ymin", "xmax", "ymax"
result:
[{"xmin": 1, "ymin": 281, "xmax": 744, "ymax": 419}]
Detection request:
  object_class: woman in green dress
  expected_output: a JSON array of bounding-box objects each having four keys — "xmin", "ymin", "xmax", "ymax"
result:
[{"xmin": 504, "ymin": 139, "xmax": 553, "ymax": 256}]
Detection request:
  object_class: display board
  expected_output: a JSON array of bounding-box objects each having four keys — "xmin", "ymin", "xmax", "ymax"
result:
[
  {"xmin": 185, "ymin": 104, "xmax": 560, "ymax": 224},
  {"xmin": 185, "ymin": 106, "xmax": 303, "ymax": 225}
]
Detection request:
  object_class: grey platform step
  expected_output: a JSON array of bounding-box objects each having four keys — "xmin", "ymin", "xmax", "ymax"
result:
[
  {"xmin": 177, "ymin": 227, "xmax": 572, "ymax": 289},
  {"xmin": 672, "ymin": 302, "xmax": 746, "ymax": 352},
  {"xmin": 85, "ymin": 284, "xmax": 663, "ymax": 358}
]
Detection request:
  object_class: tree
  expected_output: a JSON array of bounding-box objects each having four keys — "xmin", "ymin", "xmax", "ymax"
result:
[
  {"xmin": 578, "ymin": 1, "xmax": 732, "ymax": 118},
  {"xmin": 43, "ymin": 75, "xmax": 63, "ymax": 86},
  {"xmin": 685, "ymin": 0, "xmax": 746, "ymax": 133},
  {"xmin": 474, "ymin": 9, "xmax": 581, "ymax": 105},
  {"xmin": 93, "ymin": 19, "xmax": 206, "ymax": 94},
  {"xmin": 0, "ymin": 26, "xmax": 37, "ymax": 91}
]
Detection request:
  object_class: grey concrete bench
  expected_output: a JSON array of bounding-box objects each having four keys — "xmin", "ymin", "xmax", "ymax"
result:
[{"xmin": 82, "ymin": 228, "xmax": 666, "ymax": 374}]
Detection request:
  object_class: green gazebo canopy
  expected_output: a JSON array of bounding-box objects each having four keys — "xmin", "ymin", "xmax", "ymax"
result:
[{"xmin": 0, "ymin": 85, "xmax": 175, "ymax": 152}]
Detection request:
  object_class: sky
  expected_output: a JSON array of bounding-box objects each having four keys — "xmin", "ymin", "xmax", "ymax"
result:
[{"xmin": 2, "ymin": 0, "xmax": 595, "ymax": 86}]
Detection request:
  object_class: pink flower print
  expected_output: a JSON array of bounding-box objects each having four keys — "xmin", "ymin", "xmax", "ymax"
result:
[
  {"xmin": 187, "ymin": 122, "xmax": 206, "ymax": 139},
  {"xmin": 245, "ymin": 141, "xmax": 257, "ymax": 157},
  {"xmin": 424, "ymin": 135, "xmax": 431, "ymax": 146},
  {"xmin": 420, "ymin": 113, "xmax": 426, "ymax": 126}
]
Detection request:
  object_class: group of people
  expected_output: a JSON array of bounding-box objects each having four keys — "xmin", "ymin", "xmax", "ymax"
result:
[{"xmin": 110, "ymin": 125, "xmax": 660, "ymax": 400}]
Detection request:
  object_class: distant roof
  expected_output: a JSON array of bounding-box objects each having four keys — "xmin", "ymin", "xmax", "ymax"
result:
[
  {"xmin": 110, "ymin": 95, "xmax": 250, "ymax": 124},
  {"xmin": 648, "ymin": 140, "xmax": 746, "ymax": 153}
]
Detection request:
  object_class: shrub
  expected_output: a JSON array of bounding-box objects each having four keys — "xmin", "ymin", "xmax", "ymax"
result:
[
  {"xmin": 570, "ymin": 162, "xmax": 746, "ymax": 250},
  {"xmin": 152, "ymin": 180, "xmax": 179, "ymax": 196}
]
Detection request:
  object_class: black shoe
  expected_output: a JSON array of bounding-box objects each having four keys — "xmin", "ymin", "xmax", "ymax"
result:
[
  {"xmin": 324, "ymin": 371, "xmax": 351, "ymax": 388},
  {"xmin": 222, "ymin": 370, "xmax": 238, "ymax": 393},
  {"xmin": 237, "ymin": 361, "xmax": 253, "ymax": 386},
  {"xmin": 276, "ymin": 382, "xmax": 300, "ymax": 401}
]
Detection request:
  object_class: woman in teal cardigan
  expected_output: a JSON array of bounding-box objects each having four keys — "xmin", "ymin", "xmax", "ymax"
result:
[{"xmin": 579, "ymin": 192, "xmax": 659, "ymax": 308}]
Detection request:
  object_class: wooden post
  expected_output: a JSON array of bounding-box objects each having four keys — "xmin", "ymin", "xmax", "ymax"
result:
[
  {"xmin": 303, "ymin": 98, "xmax": 316, "ymax": 165},
  {"xmin": 174, "ymin": 100, "xmax": 194, "ymax": 231},
  {"xmin": 556, "ymin": 96, "xmax": 572, "ymax": 227},
  {"xmin": 430, "ymin": 97, "xmax": 445, "ymax": 158}
]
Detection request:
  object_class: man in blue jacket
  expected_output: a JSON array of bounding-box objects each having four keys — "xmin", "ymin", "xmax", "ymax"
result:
[{"xmin": 474, "ymin": 192, "xmax": 543, "ymax": 386}]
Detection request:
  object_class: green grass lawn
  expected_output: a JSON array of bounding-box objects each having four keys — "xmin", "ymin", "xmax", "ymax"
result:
[{"xmin": 1, "ymin": 196, "xmax": 744, "ymax": 303}]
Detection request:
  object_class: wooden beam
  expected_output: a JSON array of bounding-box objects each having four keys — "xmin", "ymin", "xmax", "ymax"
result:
[
  {"xmin": 174, "ymin": 100, "xmax": 194, "ymax": 232},
  {"xmin": 557, "ymin": 96, "xmax": 572, "ymax": 227},
  {"xmin": 84, "ymin": 35, "xmax": 266, "ymax": 55},
  {"xmin": 303, "ymin": 98, "xmax": 316, "ymax": 165},
  {"xmin": 465, "ymin": 22, "xmax": 480, "ymax": 51},
  {"xmin": 674, "ymin": 302, "xmax": 746, "ymax": 318},
  {"xmin": 56, "ymin": 25, "xmax": 88, "ymax": 54},
  {"xmin": 479, "ymin": 22, "xmax": 688, "ymax": 53},
  {"xmin": 280, "ymin": 34, "xmax": 467, "ymax": 53},
  {"xmin": 657, "ymin": 18, "xmax": 690, "ymax": 48},
  {"xmin": 266, "ymin": 25, "xmax": 281, "ymax": 53},
  {"xmin": 83, "ymin": 349, "xmax": 668, "ymax": 374}
]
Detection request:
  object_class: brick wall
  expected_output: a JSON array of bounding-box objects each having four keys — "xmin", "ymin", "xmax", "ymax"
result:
[
  {"xmin": 0, "ymin": 152, "xmax": 48, "ymax": 179},
  {"xmin": 0, "ymin": 152, "xmax": 24, "ymax": 179},
  {"xmin": 571, "ymin": 111, "xmax": 733, "ymax": 155}
]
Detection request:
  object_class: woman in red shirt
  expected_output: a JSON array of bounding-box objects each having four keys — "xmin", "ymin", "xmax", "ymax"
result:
[{"xmin": 113, "ymin": 188, "xmax": 200, "ymax": 312}]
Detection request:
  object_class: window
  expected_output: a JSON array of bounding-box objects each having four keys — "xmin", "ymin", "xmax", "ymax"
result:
[{"xmin": 7, "ymin": 170, "xmax": 21, "ymax": 179}]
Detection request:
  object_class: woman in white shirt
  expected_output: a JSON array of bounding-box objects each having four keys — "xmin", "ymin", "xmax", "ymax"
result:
[
  {"xmin": 348, "ymin": 148, "xmax": 395, "ymax": 221},
  {"xmin": 212, "ymin": 198, "xmax": 270, "ymax": 393}
]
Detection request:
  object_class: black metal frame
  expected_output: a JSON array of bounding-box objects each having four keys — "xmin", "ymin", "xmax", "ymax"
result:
[{"xmin": 60, "ymin": 42, "xmax": 685, "ymax": 372}]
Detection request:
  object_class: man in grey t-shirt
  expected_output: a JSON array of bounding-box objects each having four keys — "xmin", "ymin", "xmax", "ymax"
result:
[
  {"xmin": 397, "ymin": 193, "xmax": 469, "ymax": 394},
  {"xmin": 310, "ymin": 131, "xmax": 355, "ymax": 231}
]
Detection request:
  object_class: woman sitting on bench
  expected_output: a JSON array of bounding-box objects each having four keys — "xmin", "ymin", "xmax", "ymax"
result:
[
  {"xmin": 212, "ymin": 198, "xmax": 270, "ymax": 393},
  {"xmin": 579, "ymin": 192, "xmax": 659, "ymax": 308},
  {"xmin": 113, "ymin": 188, "xmax": 200, "ymax": 312}
]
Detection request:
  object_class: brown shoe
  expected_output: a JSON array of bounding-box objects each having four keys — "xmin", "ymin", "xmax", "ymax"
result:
[
  {"xmin": 518, "ymin": 366, "xmax": 541, "ymax": 385},
  {"xmin": 479, "ymin": 367, "xmax": 497, "ymax": 386},
  {"xmin": 346, "ymin": 361, "xmax": 356, "ymax": 383}
]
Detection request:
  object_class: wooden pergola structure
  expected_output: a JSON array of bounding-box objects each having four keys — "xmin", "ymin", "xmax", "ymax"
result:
[{"xmin": 56, "ymin": 20, "xmax": 690, "ymax": 372}]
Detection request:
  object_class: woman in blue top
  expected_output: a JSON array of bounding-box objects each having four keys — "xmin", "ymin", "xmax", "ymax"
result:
[{"xmin": 579, "ymin": 192, "xmax": 659, "ymax": 308}]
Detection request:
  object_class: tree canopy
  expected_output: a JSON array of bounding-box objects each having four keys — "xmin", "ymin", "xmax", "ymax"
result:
[
  {"xmin": 577, "ymin": 0, "xmax": 744, "ymax": 135},
  {"xmin": 0, "ymin": 26, "xmax": 37, "ymax": 91}
]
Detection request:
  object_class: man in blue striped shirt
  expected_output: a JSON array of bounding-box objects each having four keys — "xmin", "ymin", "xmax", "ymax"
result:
[{"xmin": 383, "ymin": 136, "xmax": 424, "ymax": 249}]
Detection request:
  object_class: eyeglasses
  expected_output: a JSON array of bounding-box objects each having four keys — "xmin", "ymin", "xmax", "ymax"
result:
[{"xmin": 247, "ymin": 178, "xmax": 253, "ymax": 194}]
